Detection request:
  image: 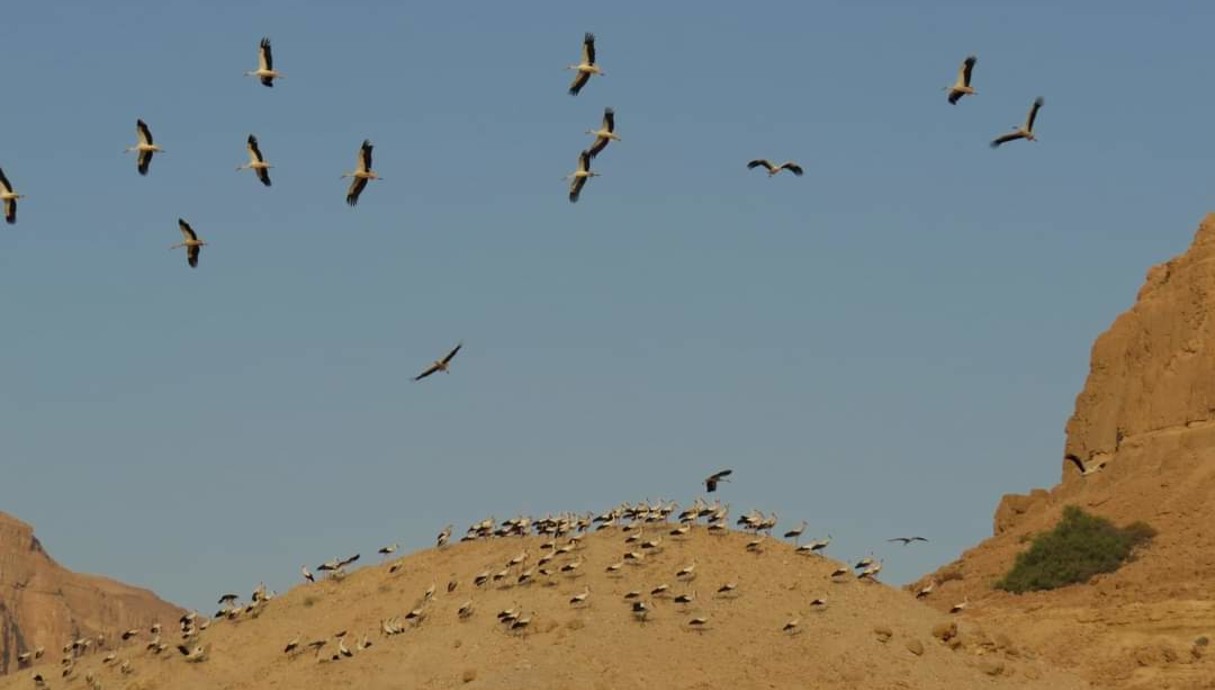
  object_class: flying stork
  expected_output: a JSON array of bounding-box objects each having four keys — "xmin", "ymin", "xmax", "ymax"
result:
[
  {"xmin": 586, "ymin": 107, "xmax": 620, "ymax": 158},
  {"xmin": 245, "ymin": 37, "xmax": 283, "ymax": 87},
  {"xmin": 703, "ymin": 469, "xmax": 733, "ymax": 493},
  {"xmin": 125, "ymin": 119, "xmax": 164, "ymax": 176},
  {"xmin": 747, "ymin": 159, "xmax": 804, "ymax": 177},
  {"xmin": 990, "ymin": 97, "xmax": 1044, "ymax": 148},
  {"xmin": 566, "ymin": 32, "xmax": 603, "ymax": 96},
  {"xmin": 566, "ymin": 150, "xmax": 599, "ymax": 203},
  {"xmin": 1065, "ymin": 453, "xmax": 1107, "ymax": 477},
  {"xmin": 342, "ymin": 139, "xmax": 380, "ymax": 206},
  {"xmin": 414, "ymin": 342, "xmax": 463, "ymax": 381},
  {"xmin": 945, "ymin": 55, "xmax": 977, "ymax": 104},
  {"xmin": 0, "ymin": 167, "xmax": 24, "ymax": 224},
  {"xmin": 236, "ymin": 135, "xmax": 272, "ymax": 187},
  {"xmin": 169, "ymin": 219, "xmax": 206, "ymax": 268},
  {"xmin": 887, "ymin": 536, "xmax": 929, "ymax": 545}
]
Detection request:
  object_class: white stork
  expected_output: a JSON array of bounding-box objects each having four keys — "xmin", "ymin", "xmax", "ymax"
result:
[
  {"xmin": 586, "ymin": 107, "xmax": 620, "ymax": 158},
  {"xmin": 169, "ymin": 219, "xmax": 206, "ymax": 268},
  {"xmin": 245, "ymin": 37, "xmax": 283, "ymax": 87},
  {"xmin": 342, "ymin": 139, "xmax": 380, "ymax": 206},
  {"xmin": 414, "ymin": 342, "xmax": 463, "ymax": 381},
  {"xmin": 991, "ymin": 97, "xmax": 1044, "ymax": 148},
  {"xmin": 566, "ymin": 32, "xmax": 603, "ymax": 96},
  {"xmin": 747, "ymin": 159, "xmax": 803, "ymax": 177},
  {"xmin": 125, "ymin": 119, "xmax": 163, "ymax": 176},
  {"xmin": 236, "ymin": 135, "xmax": 272, "ymax": 187},
  {"xmin": 704, "ymin": 469, "xmax": 732, "ymax": 493},
  {"xmin": 945, "ymin": 55, "xmax": 977, "ymax": 104},
  {"xmin": 566, "ymin": 150, "xmax": 598, "ymax": 203},
  {"xmin": 1066, "ymin": 453, "xmax": 1107, "ymax": 477},
  {"xmin": 0, "ymin": 167, "xmax": 24, "ymax": 224}
]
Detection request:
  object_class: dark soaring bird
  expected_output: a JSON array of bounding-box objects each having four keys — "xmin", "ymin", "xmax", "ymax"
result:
[
  {"xmin": 746, "ymin": 159, "xmax": 804, "ymax": 177},
  {"xmin": 704, "ymin": 469, "xmax": 733, "ymax": 493},
  {"xmin": 415, "ymin": 342, "xmax": 463, "ymax": 381},
  {"xmin": 887, "ymin": 536, "xmax": 929, "ymax": 545},
  {"xmin": 990, "ymin": 97, "xmax": 1044, "ymax": 148}
]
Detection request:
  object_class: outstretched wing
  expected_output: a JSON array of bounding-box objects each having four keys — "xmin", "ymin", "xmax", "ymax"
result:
[
  {"xmin": 747, "ymin": 159, "xmax": 773, "ymax": 172},
  {"xmin": 187, "ymin": 244, "xmax": 200, "ymax": 268},
  {"xmin": 602, "ymin": 107, "xmax": 615, "ymax": 132},
  {"xmin": 780, "ymin": 162, "xmax": 804, "ymax": 176},
  {"xmin": 137, "ymin": 150, "xmax": 154, "ymax": 175},
  {"xmin": 1025, "ymin": 96, "xmax": 1044, "ymax": 131},
  {"xmin": 989, "ymin": 131, "xmax": 1024, "ymax": 148},
  {"xmin": 256, "ymin": 167, "xmax": 272, "ymax": 187},
  {"xmin": 960, "ymin": 55, "xmax": 976, "ymax": 87},
  {"xmin": 414, "ymin": 363, "xmax": 442, "ymax": 381},
  {"xmin": 441, "ymin": 342, "xmax": 463, "ymax": 365},
  {"xmin": 582, "ymin": 32, "xmax": 596, "ymax": 65},
  {"xmin": 346, "ymin": 177, "xmax": 368, "ymax": 206},
  {"xmin": 3, "ymin": 198, "xmax": 15, "ymax": 225},
  {"xmin": 247, "ymin": 135, "xmax": 264, "ymax": 163},
  {"xmin": 0, "ymin": 167, "xmax": 12, "ymax": 195},
  {"xmin": 178, "ymin": 219, "xmax": 199, "ymax": 243},
  {"xmin": 137, "ymin": 119, "xmax": 154, "ymax": 146},
  {"xmin": 259, "ymin": 37, "xmax": 273, "ymax": 71},
  {"xmin": 588, "ymin": 135, "xmax": 610, "ymax": 158},
  {"xmin": 358, "ymin": 139, "xmax": 374, "ymax": 172},
  {"xmin": 568, "ymin": 71, "xmax": 591, "ymax": 96}
]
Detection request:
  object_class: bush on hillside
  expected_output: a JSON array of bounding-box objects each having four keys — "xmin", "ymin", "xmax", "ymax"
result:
[{"xmin": 995, "ymin": 505, "xmax": 1155, "ymax": 594}]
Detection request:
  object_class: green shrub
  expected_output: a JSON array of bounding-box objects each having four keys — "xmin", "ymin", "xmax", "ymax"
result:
[{"xmin": 995, "ymin": 505, "xmax": 1155, "ymax": 594}]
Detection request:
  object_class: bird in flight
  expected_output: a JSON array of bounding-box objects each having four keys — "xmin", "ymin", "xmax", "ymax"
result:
[
  {"xmin": 415, "ymin": 342, "xmax": 463, "ymax": 381},
  {"xmin": 236, "ymin": 135, "xmax": 273, "ymax": 187},
  {"xmin": 1065, "ymin": 453, "xmax": 1106, "ymax": 477},
  {"xmin": 586, "ymin": 107, "xmax": 620, "ymax": 158},
  {"xmin": 169, "ymin": 219, "xmax": 206, "ymax": 268},
  {"xmin": 125, "ymin": 119, "xmax": 164, "ymax": 176},
  {"xmin": 566, "ymin": 32, "xmax": 604, "ymax": 96},
  {"xmin": 342, "ymin": 139, "xmax": 380, "ymax": 206},
  {"xmin": 245, "ymin": 37, "xmax": 283, "ymax": 87},
  {"xmin": 990, "ymin": 97, "xmax": 1044, "ymax": 148},
  {"xmin": 945, "ymin": 55, "xmax": 977, "ymax": 104},
  {"xmin": 566, "ymin": 150, "xmax": 599, "ymax": 203},
  {"xmin": 887, "ymin": 536, "xmax": 929, "ymax": 545},
  {"xmin": 704, "ymin": 469, "xmax": 733, "ymax": 493},
  {"xmin": 0, "ymin": 167, "xmax": 24, "ymax": 225},
  {"xmin": 747, "ymin": 159, "xmax": 804, "ymax": 177}
]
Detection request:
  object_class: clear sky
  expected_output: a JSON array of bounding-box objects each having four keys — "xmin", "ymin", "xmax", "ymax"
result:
[{"xmin": 2, "ymin": 0, "xmax": 1213, "ymax": 613}]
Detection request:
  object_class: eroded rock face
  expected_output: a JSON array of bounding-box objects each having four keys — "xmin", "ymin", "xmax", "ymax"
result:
[
  {"xmin": 1063, "ymin": 212, "xmax": 1215, "ymax": 477},
  {"xmin": 0, "ymin": 512, "xmax": 182, "ymax": 675}
]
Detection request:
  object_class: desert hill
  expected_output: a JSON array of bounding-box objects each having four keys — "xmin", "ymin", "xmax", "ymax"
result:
[
  {"xmin": 0, "ymin": 512, "xmax": 183, "ymax": 676},
  {"xmin": 0, "ymin": 517, "xmax": 1085, "ymax": 690},
  {"xmin": 916, "ymin": 214, "xmax": 1215, "ymax": 690}
]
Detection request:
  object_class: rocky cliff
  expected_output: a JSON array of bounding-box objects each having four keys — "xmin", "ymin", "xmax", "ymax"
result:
[
  {"xmin": 917, "ymin": 213, "xmax": 1215, "ymax": 690},
  {"xmin": 0, "ymin": 511, "xmax": 183, "ymax": 675}
]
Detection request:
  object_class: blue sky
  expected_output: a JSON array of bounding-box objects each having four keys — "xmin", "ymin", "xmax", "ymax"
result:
[{"xmin": 2, "ymin": 0, "xmax": 1212, "ymax": 612}]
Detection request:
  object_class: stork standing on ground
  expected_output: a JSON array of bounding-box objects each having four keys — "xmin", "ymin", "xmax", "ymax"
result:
[
  {"xmin": 747, "ymin": 159, "xmax": 803, "ymax": 177},
  {"xmin": 783, "ymin": 520, "xmax": 808, "ymax": 545},
  {"xmin": 566, "ymin": 33, "xmax": 603, "ymax": 96},
  {"xmin": 245, "ymin": 38, "xmax": 283, "ymax": 87},
  {"xmin": 414, "ymin": 342, "xmax": 463, "ymax": 381},
  {"xmin": 990, "ymin": 97, "xmax": 1045, "ymax": 148},
  {"xmin": 169, "ymin": 219, "xmax": 206, "ymax": 268},
  {"xmin": 586, "ymin": 107, "xmax": 620, "ymax": 158},
  {"xmin": 342, "ymin": 139, "xmax": 380, "ymax": 206},
  {"xmin": 125, "ymin": 119, "xmax": 163, "ymax": 176},
  {"xmin": 566, "ymin": 150, "xmax": 598, "ymax": 203},
  {"xmin": 236, "ymin": 135, "xmax": 272, "ymax": 186},
  {"xmin": 945, "ymin": 55, "xmax": 977, "ymax": 104},
  {"xmin": 0, "ymin": 167, "xmax": 23, "ymax": 224}
]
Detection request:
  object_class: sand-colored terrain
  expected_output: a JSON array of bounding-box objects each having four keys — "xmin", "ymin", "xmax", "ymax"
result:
[
  {"xmin": 0, "ymin": 513, "xmax": 182, "ymax": 676},
  {"xmin": 916, "ymin": 214, "xmax": 1215, "ymax": 690},
  {"xmin": 0, "ymin": 525, "xmax": 1084, "ymax": 690}
]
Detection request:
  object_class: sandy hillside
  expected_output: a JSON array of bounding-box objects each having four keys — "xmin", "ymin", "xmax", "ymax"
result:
[
  {"xmin": 915, "ymin": 214, "xmax": 1215, "ymax": 690},
  {"xmin": 1, "ymin": 520, "xmax": 1085, "ymax": 690},
  {"xmin": 0, "ymin": 512, "xmax": 183, "ymax": 675}
]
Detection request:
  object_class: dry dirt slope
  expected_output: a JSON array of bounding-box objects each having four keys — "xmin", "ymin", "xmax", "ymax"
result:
[
  {"xmin": 1, "ymin": 528, "xmax": 1084, "ymax": 690},
  {"xmin": 0, "ymin": 512, "xmax": 183, "ymax": 675},
  {"xmin": 915, "ymin": 213, "xmax": 1215, "ymax": 690}
]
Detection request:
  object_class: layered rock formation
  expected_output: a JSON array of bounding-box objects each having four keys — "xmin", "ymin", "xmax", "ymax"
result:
[
  {"xmin": 0, "ymin": 512, "xmax": 183, "ymax": 675},
  {"xmin": 918, "ymin": 213, "xmax": 1215, "ymax": 689}
]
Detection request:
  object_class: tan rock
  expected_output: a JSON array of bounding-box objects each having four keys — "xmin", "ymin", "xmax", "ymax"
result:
[
  {"xmin": 932, "ymin": 621, "xmax": 957, "ymax": 643},
  {"xmin": 874, "ymin": 625, "xmax": 894, "ymax": 643},
  {"xmin": 906, "ymin": 639, "xmax": 925, "ymax": 656}
]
